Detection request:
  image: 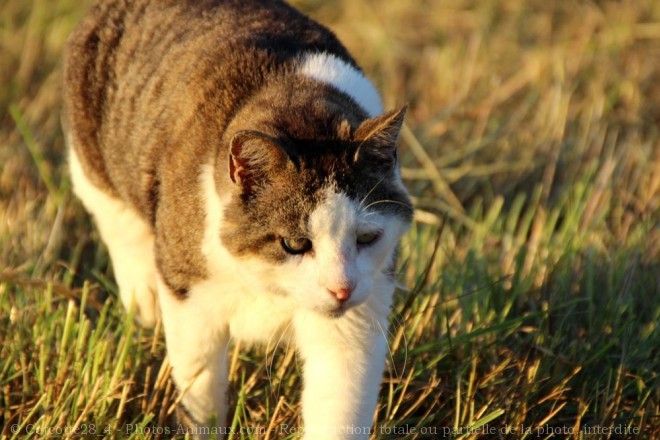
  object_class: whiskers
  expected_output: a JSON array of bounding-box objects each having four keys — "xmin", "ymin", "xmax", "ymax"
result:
[
  {"xmin": 363, "ymin": 198, "xmax": 414, "ymax": 213},
  {"xmin": 358, "ymin": 177, "xmax": 386, "ymax": 210},
  {"xmin": 265, "ymin": 320, "xmax": 295, "ymax": 399},
  {"xmin": 369, "ymin": 310, "xmax": 408, "ymax": 383},
  {"xmin": 357, "ymin": 175, "xmax": 413, "ymax": 216}
]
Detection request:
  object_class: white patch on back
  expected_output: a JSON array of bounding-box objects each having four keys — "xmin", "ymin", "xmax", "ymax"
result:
[{"xmin": 299, "ymin": 52, "xmax": 383, "ymax": 117}]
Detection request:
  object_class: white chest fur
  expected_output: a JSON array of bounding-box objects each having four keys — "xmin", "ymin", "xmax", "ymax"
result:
[{"xmin": 194, "ymin": 165, "xmax": 296, "ymax": 342}]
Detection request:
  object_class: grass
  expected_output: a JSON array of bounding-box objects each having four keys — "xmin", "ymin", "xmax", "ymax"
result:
[{"xmin": 1, "ymin": 0, "xmax": 659, "ymax": 438}]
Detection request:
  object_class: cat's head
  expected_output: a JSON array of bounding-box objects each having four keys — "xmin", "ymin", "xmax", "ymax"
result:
[{"xmin": 218, "ymin": 105, "xmax": 412, "ymax": 317}]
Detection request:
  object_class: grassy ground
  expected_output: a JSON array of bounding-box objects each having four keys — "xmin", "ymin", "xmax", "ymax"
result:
[{"xmin": 1, "ymin": 0, "xmax": 659, "ymax": 438}]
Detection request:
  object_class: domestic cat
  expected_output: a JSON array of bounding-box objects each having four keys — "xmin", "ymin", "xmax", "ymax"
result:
[{"xmin": 63, "ymin": 0, "xmax": 413, "ymax": 438}]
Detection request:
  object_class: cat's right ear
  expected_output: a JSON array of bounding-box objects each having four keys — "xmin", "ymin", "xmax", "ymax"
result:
[
  {"xmin": 229, "ymin": 130, "xmax": 289, "ymax": 198},
  {"xmin": 353, "ymin": 105, "xmax": 407, "ymax": 168}
]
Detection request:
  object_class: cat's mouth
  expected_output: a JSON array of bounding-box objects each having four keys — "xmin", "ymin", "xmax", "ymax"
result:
[
  {"xmin": 329, "ymin": 306, "xmax": 346, "ymax": 318},
  {"xmin": 326, "ymin": 303, "xmax": 348, "ymax": 318}
]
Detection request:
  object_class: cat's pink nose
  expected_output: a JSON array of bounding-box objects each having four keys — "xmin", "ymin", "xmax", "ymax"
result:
[{"xmin": 328, "ymin": 287, "xmax": 353, "ymax": 303}]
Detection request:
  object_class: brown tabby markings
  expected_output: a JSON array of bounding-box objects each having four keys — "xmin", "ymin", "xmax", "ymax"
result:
[{"xmin": 63, "ymin": 0, "xmax": 411, "ymax": 297}]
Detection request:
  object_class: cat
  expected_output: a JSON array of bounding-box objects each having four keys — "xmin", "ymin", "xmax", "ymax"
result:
[{"xmin": 63, "ymin": 0, "xmax": 413, "ymax": 438}]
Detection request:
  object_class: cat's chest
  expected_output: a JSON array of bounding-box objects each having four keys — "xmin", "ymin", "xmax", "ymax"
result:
[
  {"xmin": 194, "ymin": 164, "xmax": 296, "ymax": 342},
  {"xmin": 187, "ymin": 274, "xmax": 295, "ymax": 344}
]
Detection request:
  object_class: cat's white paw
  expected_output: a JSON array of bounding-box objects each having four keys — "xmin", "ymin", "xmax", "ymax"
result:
[{"xmin": 115, "ymin": 264, "xmax": 158, "ymax": 327}]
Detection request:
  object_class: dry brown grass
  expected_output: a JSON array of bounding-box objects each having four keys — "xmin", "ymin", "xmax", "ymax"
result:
[{"xmin": 1, "ymin": 0, "xmax": 658, "ymax": 438}]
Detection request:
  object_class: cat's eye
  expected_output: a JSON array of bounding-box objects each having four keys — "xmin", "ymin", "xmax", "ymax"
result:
[
  {"xmin": 281, "ymin": 237, "xmax": 313, "ymax": 255},
  {"xmin": 357, "ymin": 231, "xmax": 380, "ymax": 246}
]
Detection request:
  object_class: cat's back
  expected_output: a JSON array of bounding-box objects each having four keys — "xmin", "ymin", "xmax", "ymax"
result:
[
  {"xmin": 63, "ymin": 0, "xmax": 353, "ymax": 215},
  {"xmin": 64, "ymin": 0, "xmax": 352, "ymax": 135}
]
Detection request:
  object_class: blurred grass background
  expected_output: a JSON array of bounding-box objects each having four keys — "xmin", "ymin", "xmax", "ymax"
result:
[{"xmin": 1, "ymin": 0, "xmax": 659, "ymax": 438}]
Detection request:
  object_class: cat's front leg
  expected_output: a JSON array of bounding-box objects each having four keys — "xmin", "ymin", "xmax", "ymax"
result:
[
  {"xmin": 294, "ymin": 304, "xmax": 390, "ymax": 440},
  {"xmin": 157, "ymin": 277, "xmax": 230, "ymax": 438},
  {"xmin": 68, "ymin": 145, "xmax": 159, "ymax": 327}
]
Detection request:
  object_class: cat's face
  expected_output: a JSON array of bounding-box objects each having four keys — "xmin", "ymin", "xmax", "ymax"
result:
[
  {"xmin": 219, "ymin": 107, "xmax": 412, "ymax": 316},
  {"xmin": 285, "ymin": 187, "xmax": 409, "ymax": 315}
]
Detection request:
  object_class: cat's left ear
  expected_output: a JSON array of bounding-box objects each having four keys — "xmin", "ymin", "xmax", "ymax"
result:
[
  {"xmin": 229, "ymin": 130, "xmax": 290, "ymax": 198},
  {"xmin": 353, "ymin": 105, "xmax": 407, "ymax": 166}
]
